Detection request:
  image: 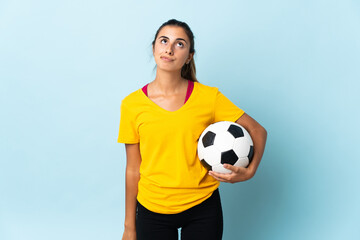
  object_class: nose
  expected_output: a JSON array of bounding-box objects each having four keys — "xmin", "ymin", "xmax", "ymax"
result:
[{"xmin": 165, "ymin": 45, "xmax": 173, "ymax": 55}]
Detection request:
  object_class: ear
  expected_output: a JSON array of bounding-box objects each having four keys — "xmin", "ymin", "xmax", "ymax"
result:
[{"xmin": 188, "ymin": 52, "xmax": 194, "ymax": 62}]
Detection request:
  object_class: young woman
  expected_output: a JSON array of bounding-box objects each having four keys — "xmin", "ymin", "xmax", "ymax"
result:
[{"xmin": 118, "ymin": 19, "xmax": 267, "ymax": 240}]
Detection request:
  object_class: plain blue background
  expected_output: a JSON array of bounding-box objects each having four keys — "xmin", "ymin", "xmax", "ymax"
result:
[{"xmin": 1, "ymin": 0, "xmax": 359, "ymax": 239}]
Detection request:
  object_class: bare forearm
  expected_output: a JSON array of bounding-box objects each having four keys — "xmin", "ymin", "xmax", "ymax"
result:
[
  {"xmin": 247, "ymin": 126, "xmax": 267, "ymax": 177},
  {"xmin": 124, "ymin": 169, "xmax": 140, "ymax": 230}
]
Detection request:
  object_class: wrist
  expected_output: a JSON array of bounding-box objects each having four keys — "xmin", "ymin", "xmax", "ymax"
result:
[{"xmin": 124, "ymin": 223, "xmax": 136, "ymax": 232}]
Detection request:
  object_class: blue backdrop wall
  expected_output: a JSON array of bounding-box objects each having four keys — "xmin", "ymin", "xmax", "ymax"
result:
[{"xmin": 1, "ymin": 0, "xmax": 359, "ymax": 239}]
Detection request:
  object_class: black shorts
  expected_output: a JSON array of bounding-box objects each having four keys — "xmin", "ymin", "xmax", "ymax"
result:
[{"xmin": 136, "ymin": 188, "xmax": 223, "ymax": 240}]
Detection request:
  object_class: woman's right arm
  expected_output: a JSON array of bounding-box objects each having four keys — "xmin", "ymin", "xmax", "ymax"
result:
[{"xmin": 122, "ymin": 143, "xmax": 141, "ymax": 240}]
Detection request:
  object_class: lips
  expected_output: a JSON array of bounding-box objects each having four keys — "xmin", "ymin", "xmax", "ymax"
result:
[{"xmin": 161, "ymin": 56, "xmax": 174, "ymax": 62}]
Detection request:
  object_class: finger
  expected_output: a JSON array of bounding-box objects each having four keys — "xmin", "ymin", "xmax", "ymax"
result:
[
  {"xmin": 209, "ymin": 171, "xmax": 231, "ymax": 182},
  {"xmin": 223, "ymin": 164, "xmax": 239, "ymax": 172},
  {"xmin": 224, "ymin": 164, "xmax": 247, "ymax": 174},
  {"xmin": 209, "ymin": 173, "xmax": 229, "ymax": 182},
  {"xmin": 209, "ymin": 170, "xmax": 231, "ymax": 178}
]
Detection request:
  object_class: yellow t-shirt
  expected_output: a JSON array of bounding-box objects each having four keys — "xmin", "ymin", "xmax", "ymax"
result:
[{"xmin": 117, "ymin": 81, "xmax": 245, "ymax": 214}]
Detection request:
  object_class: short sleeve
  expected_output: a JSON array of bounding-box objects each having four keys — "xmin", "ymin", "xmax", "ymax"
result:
[
  {"xmin": 213, "ymin": 89, "xmax": 245, "ymax": 123},
  {"xmin": 117, "ymin": 100, "xmax": 140, "ymax": 144}
]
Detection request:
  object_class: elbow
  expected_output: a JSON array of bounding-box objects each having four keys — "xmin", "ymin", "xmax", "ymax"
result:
[
  {"xmin": 253, "ymin": 124, "xmax": 267, "ymax": 139},
  {"xmin": 261, "ymin": 126, "xmax": 268, "ymax": 144},
  {"xmin": 262, "ymin": 126, "xmax": 267, "ymax": 136},
  {"xmin": 260, "ymin": 125, "xmax": 267, "ymax": 139}
]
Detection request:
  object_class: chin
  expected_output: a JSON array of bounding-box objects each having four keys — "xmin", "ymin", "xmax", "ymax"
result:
[{"xmin": 157, "ymin": 64, "xmax": 181, "ymax": 72}]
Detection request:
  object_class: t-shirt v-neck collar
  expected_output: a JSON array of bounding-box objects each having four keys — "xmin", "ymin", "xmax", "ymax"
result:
[{"xmin": 140, "ymin": 80, "xmax": 196, "ymax": 113}]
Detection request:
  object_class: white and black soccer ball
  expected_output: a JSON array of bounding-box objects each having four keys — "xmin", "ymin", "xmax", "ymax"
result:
[{"xmin": 197, "ymin": 121, "xmax": 254, "ymax": 174}]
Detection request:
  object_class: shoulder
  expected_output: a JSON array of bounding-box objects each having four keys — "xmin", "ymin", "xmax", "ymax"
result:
[
  {"xmin": 194, "ymin": 81, "xmax": 219, "ymax": 95},
  {"xmin": 121, "ymin": 88, "xmax": 143, "ymax": 106}
]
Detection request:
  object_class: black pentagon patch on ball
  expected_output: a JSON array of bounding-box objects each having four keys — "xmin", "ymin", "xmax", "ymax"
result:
[
  {"xmin": 202, "ymin": 131, "xmax": 216, "ymax": 148},
  {"xmin": 227, "ymin": 124, "xmax": 244, "ymax": 138},
  {"xmin": 200, "ymin": 159, "xmax": 212, "ymax": 171},
  {"xmin": 248, "ymin": 145, "xmax": 254, "ymax": 163},
  {"xmin": 221, "ymin": 150, "xmax": 239, "ymax": 165}
]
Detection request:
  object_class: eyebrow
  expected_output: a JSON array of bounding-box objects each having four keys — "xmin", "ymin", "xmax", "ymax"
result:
[{"xmin": 158, "ymin": 36, "xmax": 187, "ymax": 44}]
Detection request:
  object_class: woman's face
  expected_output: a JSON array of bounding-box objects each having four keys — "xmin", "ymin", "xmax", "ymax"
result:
[{"xmin": 153, "ymin": 25, "xmax": 193, "ymax": 72}]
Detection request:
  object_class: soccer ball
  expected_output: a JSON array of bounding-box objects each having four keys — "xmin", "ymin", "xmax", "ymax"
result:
[{"xmin": 197, "ymin": 121, "xmax": 254, "ymax": 174}]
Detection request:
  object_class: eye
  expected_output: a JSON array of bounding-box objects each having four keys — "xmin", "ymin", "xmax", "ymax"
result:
[
  {"xmin": 177, "ymin": 42, "xmax": 184, "ymax": 47},
  {"xmin": 160, "ymin": 39, "xmax": 167, "ymax": 44}
]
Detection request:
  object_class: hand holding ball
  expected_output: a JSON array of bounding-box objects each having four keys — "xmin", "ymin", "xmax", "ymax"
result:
[{"xmin": 197, "ymin": 121, "xmax": 254, "ymax": 174}]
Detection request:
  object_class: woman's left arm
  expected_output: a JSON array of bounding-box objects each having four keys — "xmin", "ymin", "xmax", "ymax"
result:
[{"xmin": 208, "ymin": 113, "xmax": 267, "ymax": 183}]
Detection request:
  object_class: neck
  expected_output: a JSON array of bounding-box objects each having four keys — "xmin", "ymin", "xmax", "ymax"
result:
[{"xmin": 152, "ymin": 68, "xmax": 187, "ymax": 95}]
